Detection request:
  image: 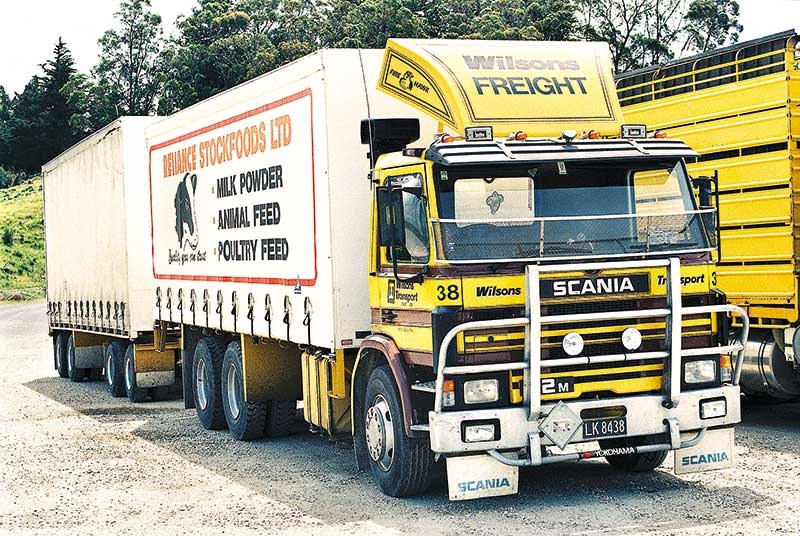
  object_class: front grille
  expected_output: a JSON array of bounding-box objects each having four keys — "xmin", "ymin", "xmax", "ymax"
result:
[{"xmin": 456, "ymin": 294, "xmax": 716, "ymax": 400}]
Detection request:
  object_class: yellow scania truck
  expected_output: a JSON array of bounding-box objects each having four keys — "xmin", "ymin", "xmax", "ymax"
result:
[
  {"xmin": 46, "ymin": 39, "xmax": 748, "ymax": 501},
  {"xmin": 616, "ymin": 30, "xmax": 800, "ymax": 399}
]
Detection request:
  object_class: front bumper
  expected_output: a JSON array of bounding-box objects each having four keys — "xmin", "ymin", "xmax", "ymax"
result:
[{"xmin": 429, "ymin": 385, "xmax": 741, "ymax": 455}]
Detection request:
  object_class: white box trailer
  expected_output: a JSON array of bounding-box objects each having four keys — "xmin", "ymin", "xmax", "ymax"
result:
[
  {"xmin": 43, "ymin": 117, "xmax": 179, "ymax": 398},
  {"xmin": 147, "ymin": 49, "xmax": 437, "ymax": 348}
]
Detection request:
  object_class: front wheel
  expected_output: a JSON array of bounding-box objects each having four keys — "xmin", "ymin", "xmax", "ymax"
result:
[
  {"xmin": 599, "ymin": 435, "xmax": 669, "ymax": 472},
  {"xmin": 364, "ymin": 365, "xmax": 434, "ymax": 497}
]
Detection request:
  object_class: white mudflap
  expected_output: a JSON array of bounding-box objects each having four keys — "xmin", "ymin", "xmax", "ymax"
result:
[
  {"xmin": 674, "ymin": 427, "xmax": 735, "ymax": 475},
  {"xmin": 446, "ymin": 454, "xmax": 519, "ymax": 501}
]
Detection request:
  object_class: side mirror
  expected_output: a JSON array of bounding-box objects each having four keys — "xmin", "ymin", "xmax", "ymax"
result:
[
  {"xmin": 691, "ymin": 171, "xmax": 718, "ymax": 208},
  {"xmin": 376, "ymin": 186, "xmax": 406, "ymax": 248}
]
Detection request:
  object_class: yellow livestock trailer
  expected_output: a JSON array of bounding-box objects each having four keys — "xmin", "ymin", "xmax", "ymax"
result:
[{"xmin": 616, "ymin": 30, "xmax": 800, "ymax": 397}]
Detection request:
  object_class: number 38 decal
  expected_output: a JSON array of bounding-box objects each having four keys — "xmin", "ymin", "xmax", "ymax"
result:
[{"xmin": 436, "ymin": 285, "xmax": 460, "ymax": 301}]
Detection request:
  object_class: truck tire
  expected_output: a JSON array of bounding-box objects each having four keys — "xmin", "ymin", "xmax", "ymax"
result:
[
  {"xmin": 264, "ymin": 400, "xmax": 295, "ymax": 438},
  {"xmin": 599, "ymin": 435, "xmax": 669, "ymax": 472},
  {"xmin": 66, "ymin": 334, "xmax": 86, "ymax": 382},
  {"xmin": 364, "ymin": 365, "xmax": 434, "ymax": 497},
  {"xmin": 221, "ymin": 341, "xmax": 267, "ymax": 440},
  {"xmin": 124, "ymin": 344, "xmax": 148, "ymax": 403},
  {"xmin": 105, "ymin": 342, "xmax": 127, "ymax": 397},
  {"xmin": 193, "ymin": 338, "xmax": 227, "ymax": 430},
  {"xmin": 55, "ymin": 333, "xmax": 69, "ymax": 378}
]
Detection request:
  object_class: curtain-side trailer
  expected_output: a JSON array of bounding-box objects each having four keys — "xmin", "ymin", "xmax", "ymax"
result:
[{"xmin": 43, "ymin": 117, "xmax": 181, "ymax": 402}]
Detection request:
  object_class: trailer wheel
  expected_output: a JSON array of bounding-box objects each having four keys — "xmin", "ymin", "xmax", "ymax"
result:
[
  {"xmin": 66, "ymin": 334, "xmax": 86, "ymax": 382},
  {"xmin": 264, "ymin": 400, "xmax": 296, "ymax": 438},
  {"xmin": 599, "ymin": 435, "xmax": 669, "ymax": 472},
  {"xmin": 124, "ymin": 345, "xmax": 148, "ymax": 403},
  {"xmin": 193, "ymin": 338, "xmax": 227, "ymax": 430},
  {"xmin": 105, "ymin": 342, "xmax": 127, "ymax": 397},
  {"xmin": 221, "ymin": 341, "xmax": 267, "ymax": 440},
  {"xmin": 364, "ymin": 365, "xmax": 434, "ymax": 497},
  {"xmin": 55, "ymin": 333, "xmax": 69, "ymax": 378}
]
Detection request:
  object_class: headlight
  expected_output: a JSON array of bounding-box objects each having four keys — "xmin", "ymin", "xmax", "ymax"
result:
[
  {"xmin": 684, "ymin": 360, "xmax": 717, "ymax": 384},
  {"xmin": 562, "ymin": 332, "xmax": 584, "ymax": 356},
  {"xmin": 621, "ymin": 327, "xmax": 642, "ymax": 351},
  {"xmin": 463, "ymin": 379, "xmax": 499, "ymax": 404}
]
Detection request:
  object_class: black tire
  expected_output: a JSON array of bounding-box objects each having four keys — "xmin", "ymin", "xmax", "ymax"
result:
[
  {"xmin": 124, "ymin": 345, "xmax": 148, "ymax": 403},
  {"xmin": 66, "ymin": 334, "xmax": 86, "ymax": 382},
  {"xmin": 264, "ymin": 399, "xmax": 296, "ymax": 438},
  {"xmin": 221, "ymin": 341, "xmax": 267, "ymax": 440},
  {"xmin": 599, "ymin": 435, "xmax": 669, "ymax": 472},
  {"xmin": 193, "ymin": 337, "xmax": 227, "ymax": 430},
  {"xmin": 105, "ymin": 342, "xmax": 127, "ymax": 397},
  {"xmin": 55, "ymin": 333, "xmax": 69, "ymax": 379},
  {"xmin": 364, "ymin": 365, "xmax": 434, "ymax": 497}
]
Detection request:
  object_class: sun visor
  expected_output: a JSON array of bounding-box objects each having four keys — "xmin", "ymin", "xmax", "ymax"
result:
[{"xmin": 378, "ymin": 39, "xmax": 623, "ymax": 138}]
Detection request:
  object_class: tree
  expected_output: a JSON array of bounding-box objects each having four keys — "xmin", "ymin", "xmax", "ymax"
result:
[
  {"xmin": 40, "ymin": 38, "xmax": 80, "ymax": 165},
  {"xmin": 159, "ymin": 0, "xmax": 322, "ymax": 113},
  {"xmin": 93, "ymin": 0, "xmax": 164, "ymax": 118},
  {"xmin": 683, "ymin": 0, "xmax": 742, "ymax": 53},
  {"xmin": 577, "ymin": 0, "xmax": 742, "ymax": 72},
  {"xmin": 0, "ymin": 87, "xmax": 13, "ymax": 169},
  {"xmin": 7, "ymin": 77, "xmax": 46, "ymax": 174}
]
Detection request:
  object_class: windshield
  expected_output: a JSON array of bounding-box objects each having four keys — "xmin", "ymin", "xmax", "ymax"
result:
[{"xmin": 432, "ymin": 160, "xmax": 715, "ymax": 262}]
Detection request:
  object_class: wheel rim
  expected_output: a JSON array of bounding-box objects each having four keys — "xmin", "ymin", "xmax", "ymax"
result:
[
  {"xmin": 106, "ymin": 351, "xmax": 114, "ymax": 386},
  {"xmin": 365, "ymin": 394, "xmax": 395, "ymax": 472},
  {"xmin": 125, "ymin": 353, "xmax": 134, "ymax": 391},
  {"xmin": 196, "ymin": 357, "xmax": 208, "ymax": 411},
  {"xmin": 226, "ymin": 363, "xmax": 241, "ymax": 420}
]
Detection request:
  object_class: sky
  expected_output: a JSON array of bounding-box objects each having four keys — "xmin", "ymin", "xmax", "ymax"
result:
[{"xmin": 0, "ymin": 0, "xmax": 796, "ymax": 96}]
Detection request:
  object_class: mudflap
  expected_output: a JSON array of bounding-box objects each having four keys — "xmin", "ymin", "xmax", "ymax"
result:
[
  {"xmin": 674, "ymin": 427, "xmax": 735, "ymax": 475},
  {"xmin": 446, "ymin": 454, "xmax": 519, "ymax": 501}
]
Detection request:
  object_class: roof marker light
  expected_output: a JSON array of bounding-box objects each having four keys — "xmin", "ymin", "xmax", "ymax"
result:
[
  {"xmin": 588, "ymin": 130, "xmax": 600, "ymax": 140},
  {"xmin": 465, "ymin": 126, "xmax": 493, "ymax": 142},
  {"xmin": 508, "ymin": 131, "xmax": 527, "ymax": 141},
  {"xmin": 561, "ymin": 130, "xmax": 578, "ymax": 143},
  {"xmin": 653, "ymin": 130, "xmax": 667, "ymax": 139}
]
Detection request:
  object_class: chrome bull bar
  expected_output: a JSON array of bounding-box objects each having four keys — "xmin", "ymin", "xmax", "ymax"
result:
[{"xmin": 433, "ymin": 258, "xmax": 750, "ymax": 427}]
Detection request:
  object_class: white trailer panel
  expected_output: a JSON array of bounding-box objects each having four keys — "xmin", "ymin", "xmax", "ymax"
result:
[
  {"xmin": 147, "ymin": 49, "xmax": 438, "ymax": 349},
  {"xmin": 44, "ymin": 117, "xmax": 160, "ymax": 337}
]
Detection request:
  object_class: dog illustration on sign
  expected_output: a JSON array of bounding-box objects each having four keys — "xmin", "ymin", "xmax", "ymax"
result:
[{"xmin": 174, "ymin": 172, "xmax": 200, "ymax": 250}]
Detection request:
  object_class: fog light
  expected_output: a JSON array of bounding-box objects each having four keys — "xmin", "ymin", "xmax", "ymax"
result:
[
  {"xmin": 684, "ymin": 360, "xmax": 717, "ymax": 384},
  {"xmin": 463, "ymin": 379, "xmax": 499, "ymax": 404},
  {"xmin": 621, "ymin": 327, "xmax": 642, "ymax": 351},
  {"xmin": 464, "ymin": 423, "xmax": 497, "ymax": 443},
  {"xmin": 562, "ymin": 332, "xmax": 584, "ymax": 356},
  {"xmin": 700, "ymin": 399, "xmax": 727, "ymax": 419}
]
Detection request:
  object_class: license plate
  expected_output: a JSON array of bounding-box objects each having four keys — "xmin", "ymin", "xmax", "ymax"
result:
[{"xmin": 582, "ymin": 416, "xmax": 627, "ymax": 439}]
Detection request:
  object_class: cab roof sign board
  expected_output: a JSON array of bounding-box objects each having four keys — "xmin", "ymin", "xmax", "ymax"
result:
[{"xmin": 378, "ymin": 39, "xmax": 623, "ymax": 138}]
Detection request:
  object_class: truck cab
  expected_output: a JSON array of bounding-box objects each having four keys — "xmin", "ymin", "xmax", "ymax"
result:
[{"xmin": 356, "ymin": 39, "xmax": 748, "ymax": 500}]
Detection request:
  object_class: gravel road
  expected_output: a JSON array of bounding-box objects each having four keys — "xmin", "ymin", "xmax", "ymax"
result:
[{"xmin": 1, "ymin": 301, "xmax": 799, "ymax": 535}]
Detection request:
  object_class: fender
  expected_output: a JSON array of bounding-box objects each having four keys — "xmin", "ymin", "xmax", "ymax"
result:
[{"xmin": 352, "ymin": 334, "xmax": 418, "ymax": 437}]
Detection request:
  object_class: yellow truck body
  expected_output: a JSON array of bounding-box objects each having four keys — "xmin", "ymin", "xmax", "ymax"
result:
[{"xmin": 616, "ymin": 30, "xmax": 800, "ymax": 397}]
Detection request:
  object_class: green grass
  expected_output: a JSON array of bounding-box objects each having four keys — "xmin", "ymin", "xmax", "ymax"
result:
[{"xmin": 0, "ymin": 178, "xmax": 45, "ymax": 299}]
